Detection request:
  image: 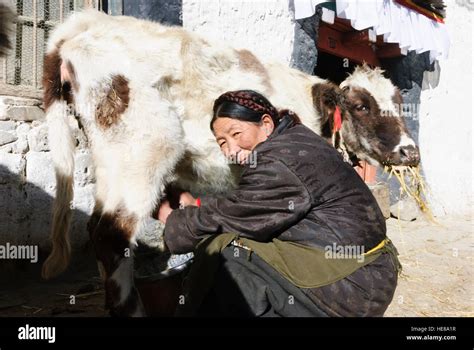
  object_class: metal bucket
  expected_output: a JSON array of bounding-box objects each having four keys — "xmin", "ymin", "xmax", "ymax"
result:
[{"xmin": 134, "ymin": 218, "xmax": 193, "ymax": 316}]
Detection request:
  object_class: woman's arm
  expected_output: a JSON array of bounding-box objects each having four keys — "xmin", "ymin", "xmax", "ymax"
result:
[{"xmin": 163, "ymin": 157, "xmax": 313, "ymax": 254}]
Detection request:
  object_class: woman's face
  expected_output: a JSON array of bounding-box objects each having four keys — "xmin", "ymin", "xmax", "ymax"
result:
[{"xmin": 213, "ymin": 114, "xmax": 274, "ymax": 165}]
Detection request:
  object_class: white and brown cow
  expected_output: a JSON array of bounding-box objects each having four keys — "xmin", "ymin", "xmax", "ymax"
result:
[{"xmin": 40, "ymin": 10, "xmax": 419, "ymax": 316}]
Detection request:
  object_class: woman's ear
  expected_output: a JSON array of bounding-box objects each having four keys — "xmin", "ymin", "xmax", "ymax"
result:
[{"xmin": 261, "ymin": 114, "xmax": 275, "ymax": 136}]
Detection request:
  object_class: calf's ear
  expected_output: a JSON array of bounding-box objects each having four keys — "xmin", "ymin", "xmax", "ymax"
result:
[{"xmin": 311, "ymin": 82, "xmax": 342, "ymax": 137}]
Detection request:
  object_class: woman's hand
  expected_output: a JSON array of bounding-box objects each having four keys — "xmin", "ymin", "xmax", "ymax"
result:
[
  {"xmin": 158, "ymin": 200, "xmax": 173, "ymax": 224},
  {"xmin": 179, "ymin": 192, "xmax": 198, "ymax": 207},
  {"xmin": 158, "ymin": 192, "xmax": 198, "ymax": 224}
]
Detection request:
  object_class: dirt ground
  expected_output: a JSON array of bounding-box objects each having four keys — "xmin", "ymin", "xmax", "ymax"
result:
[
  {"xmin": 0, "ymin": 248, "xmax": 106, "ymax": 317},
  {"xmin": 0, "ymin": 212, "xmax": 472, "ymax": 317},
  {"xmin": 385, "ymin": 212, "xmax": 473, "ymax": 317}
]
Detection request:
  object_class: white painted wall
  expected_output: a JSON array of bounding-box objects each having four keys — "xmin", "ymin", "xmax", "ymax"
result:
[
  {"xmin": 419, "ymin": 3, "xmax": 473, "ymax": 216},
  {"xmin": 183, "ymin": 0, "xmax": 296, "ymax": 65}
]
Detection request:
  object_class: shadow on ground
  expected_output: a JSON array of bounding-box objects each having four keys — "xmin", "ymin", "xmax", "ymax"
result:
[{"xmin": 0, "ymin": 164, "xmax": 105, "ymax": 317}]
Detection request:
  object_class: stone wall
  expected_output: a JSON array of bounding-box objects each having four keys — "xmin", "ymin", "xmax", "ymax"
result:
[{"xmin": 0, "ymin": 96, "xmax": 95, "ymax": 249}]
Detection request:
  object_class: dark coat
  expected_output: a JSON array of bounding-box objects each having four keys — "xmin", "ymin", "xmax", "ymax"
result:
[
  {"xmin": 164, "ymin": 120, "xmax": 397, "ymax": 316},
  {"xmin": 164, "ymin": 122, "xmax": 386, "ymax": 255}
]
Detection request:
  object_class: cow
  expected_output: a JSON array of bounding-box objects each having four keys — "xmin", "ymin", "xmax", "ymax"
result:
[
  {"xmin": 0, "ymin": 3, "xmax": 15, "ymax": 57},
  {"xmin": 40, "ymin": 10, "xmax": 419, "ymax": 316}
]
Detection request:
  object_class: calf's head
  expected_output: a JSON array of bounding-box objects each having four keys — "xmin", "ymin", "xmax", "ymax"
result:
[{"xmin": 339, "ymin": 65, "xmax": 420, "ymax": 167}]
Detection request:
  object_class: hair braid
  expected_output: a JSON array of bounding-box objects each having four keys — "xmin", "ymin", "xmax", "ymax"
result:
[
  {"xmin": 213, "ymin": 90, "xmax": 278, "ymax": 119},
  {"xmin": 211, "ymin": 90, "xmax": 300, "ymax": 131}
]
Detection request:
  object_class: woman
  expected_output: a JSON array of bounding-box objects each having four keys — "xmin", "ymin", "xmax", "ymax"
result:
[{"xmin": 158, "ymin": 90, "xmax": 400, "ymax": 317}]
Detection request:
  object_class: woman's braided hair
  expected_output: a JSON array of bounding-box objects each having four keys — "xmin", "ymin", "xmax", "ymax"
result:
[
  {"xmin": 213, "ymin": 90, "xmax": 279, "ymax": 120},
  {"xmin": 211, "ymin": 90, "xmax": 300, "ymax": 131}
]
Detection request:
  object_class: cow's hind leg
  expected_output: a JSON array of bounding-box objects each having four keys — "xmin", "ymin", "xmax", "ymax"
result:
[
  {"xmin": 90, "ymin": 205, "xmax": 140, "ymax": 316},
  {"xmin": 91, "ymin": 163, "xmax": 181, "ymax": 316},
  {"xmin": 89, "ymin": 83, "xmax": 185, "ymax": 316}
]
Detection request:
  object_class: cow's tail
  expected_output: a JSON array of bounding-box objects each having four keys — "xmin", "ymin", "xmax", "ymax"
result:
[
  {"xmin": 0, "ymin": 3, "xmax": 15, "ymax": 57},
  {"xmin": 42, "ymin": 101, "xmax": 76, "ymax": 280}
]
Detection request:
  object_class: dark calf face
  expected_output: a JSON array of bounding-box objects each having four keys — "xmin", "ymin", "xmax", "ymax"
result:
[{"xmin": 340, "ymin": 85, "xmax": 420, "ymax": 167}]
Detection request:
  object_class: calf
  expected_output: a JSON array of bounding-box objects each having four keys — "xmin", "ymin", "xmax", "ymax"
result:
[
  {"xmin": 339, "ymin": 65, "xmax": 420, "ymax": 167},
  {"xmin": 40, "ymin": 10, "xmax": 419, "ymax": 316},
  {"xmin": 265, "ymin": 63, "xmax": 420, "ymax": 168}
]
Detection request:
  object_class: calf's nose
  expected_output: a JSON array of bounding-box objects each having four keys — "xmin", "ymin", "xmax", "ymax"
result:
[{"xmin": 399, "ymin": 145, "xmax": 420, "ymax": 166}]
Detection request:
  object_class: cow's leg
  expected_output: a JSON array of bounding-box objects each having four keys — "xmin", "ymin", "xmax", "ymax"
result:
[
  {"xmin": 89, "ymin": 159, "xmax": 169, "ymax": 317},
  {"xmin": 88, "ymin": 158, "xmax": 171, "ymax": 317},
  {"xmin": 91, "ymin": 155, "xmax": 182, "ymax": 317},
  {"xmin": 87, "ymin": 166, "xmax": 144, "ymax": 316},
  {"xmin": 90, "ymin": 204, "xmax": 144, "ymax": 317},
  {"xmin": 88, "ymin": 82, "xmax": 185, "ymax": 317}
]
